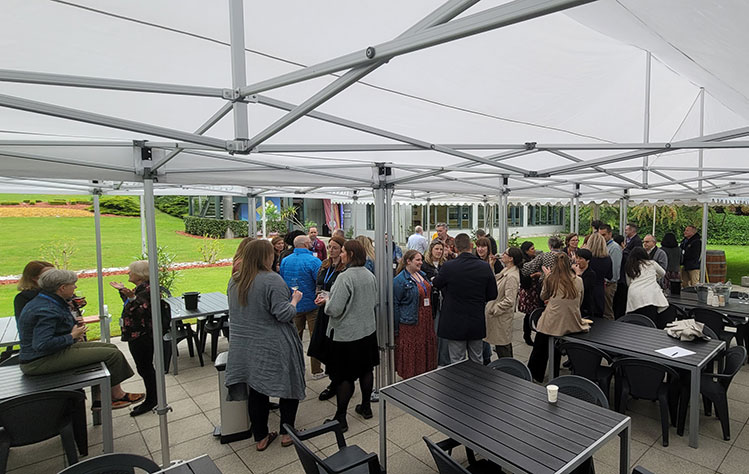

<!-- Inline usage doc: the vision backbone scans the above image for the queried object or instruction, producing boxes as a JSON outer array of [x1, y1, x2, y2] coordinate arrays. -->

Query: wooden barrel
[[706, 250, 727, 283]]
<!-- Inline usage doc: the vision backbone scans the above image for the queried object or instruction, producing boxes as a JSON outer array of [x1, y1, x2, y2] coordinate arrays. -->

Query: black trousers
[[613, 282, 628, 319], [128, 334, 157, 405], [527, 333, 562, 383], [248, 388, 299, 442]]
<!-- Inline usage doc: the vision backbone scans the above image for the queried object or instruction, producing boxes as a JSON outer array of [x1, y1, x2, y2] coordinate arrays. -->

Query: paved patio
[[6, 312, 749, 474]]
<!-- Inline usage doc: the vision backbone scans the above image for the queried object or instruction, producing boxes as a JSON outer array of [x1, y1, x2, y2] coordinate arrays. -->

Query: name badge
[[424, 298, 430, 307], [312, 252, 317, 258]]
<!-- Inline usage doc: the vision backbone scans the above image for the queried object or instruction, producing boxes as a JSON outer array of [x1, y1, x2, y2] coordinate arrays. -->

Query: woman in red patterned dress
[[393, 250, 437, 379]]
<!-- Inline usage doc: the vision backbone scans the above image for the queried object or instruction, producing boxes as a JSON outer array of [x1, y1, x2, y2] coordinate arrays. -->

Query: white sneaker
[[311, 372, 326, 380]]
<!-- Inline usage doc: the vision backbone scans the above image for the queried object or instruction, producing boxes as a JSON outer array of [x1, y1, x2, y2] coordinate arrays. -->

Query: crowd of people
[[11, 220, 704, 451]]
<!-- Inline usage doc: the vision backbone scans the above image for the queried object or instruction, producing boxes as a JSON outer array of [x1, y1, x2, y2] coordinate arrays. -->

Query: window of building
[[527, 204, 564, 226], [366, 204, 375, 230], [491, 204, 524, 227]]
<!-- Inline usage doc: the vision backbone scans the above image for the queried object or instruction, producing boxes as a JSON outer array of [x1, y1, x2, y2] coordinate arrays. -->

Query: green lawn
[[517, 236, 748, 283], [1, 265, 233, 340], [0, 210, 242, 276]]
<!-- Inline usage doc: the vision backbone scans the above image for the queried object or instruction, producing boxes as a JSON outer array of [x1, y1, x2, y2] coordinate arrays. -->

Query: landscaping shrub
[[155, 196, 189, 217], [0, 201, 19, 205], [197, 235, 223, 263], [48, 199, 68, 205], [90, 196, 140, 216], [40, 240, 78, 269], [71, 199, 91, 205], [184, 216, 248, 238]]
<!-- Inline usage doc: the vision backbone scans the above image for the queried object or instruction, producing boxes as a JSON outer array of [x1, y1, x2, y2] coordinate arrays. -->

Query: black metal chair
[[549, 375, 609, 408], [612, 358, 680, 447], [632, 467, 655, 474], [671, 304, 690, 321], [0, 355, 19, 367], [688, 307, 736, 347], [682, 286, 697, 293], [162, 301, 203, 372], [0, 390, 85, 473], [529, 307, 544, 332], [57, 453, 160, 474], [547, 376, 606, 474], [199, 313, 229, 362], [619, 313, 656, 328], [424, 437, 502, 474], [558, 342, 614, 400], [487, 358, 532, 382], [283, 421, 383, 474], [677, 345, 747, 441]]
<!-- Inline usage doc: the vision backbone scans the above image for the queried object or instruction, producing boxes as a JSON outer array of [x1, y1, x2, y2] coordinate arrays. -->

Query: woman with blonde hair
[[421, 240, 449, 365], [581, 232, 612, 318], [226, 239, 305, 450], [355, 235, 376, 273], [14, 260, 54, 319], [231, 236, 255, 275], [527, 253, 588, 381]]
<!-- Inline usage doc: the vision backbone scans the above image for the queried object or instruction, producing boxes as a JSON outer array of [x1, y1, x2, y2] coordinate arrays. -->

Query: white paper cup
[[547, 384, 559, 404]]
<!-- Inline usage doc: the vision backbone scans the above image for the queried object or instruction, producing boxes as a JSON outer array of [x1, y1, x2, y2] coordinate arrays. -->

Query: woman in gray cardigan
[[226, 239, 305, 451], [315, 239, 379, 432]]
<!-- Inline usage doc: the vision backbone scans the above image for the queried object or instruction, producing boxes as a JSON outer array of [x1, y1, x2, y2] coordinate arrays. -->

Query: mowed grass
[[0, 265, 233, 340], [0, 209, 242, 275], [518, 236, 749, 283]]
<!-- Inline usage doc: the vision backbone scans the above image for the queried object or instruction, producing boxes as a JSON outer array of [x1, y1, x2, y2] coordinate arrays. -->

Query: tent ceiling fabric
[[0, 0, 747, 202]]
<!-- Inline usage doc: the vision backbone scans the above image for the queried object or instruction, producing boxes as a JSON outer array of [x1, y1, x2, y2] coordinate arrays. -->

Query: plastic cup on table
[[547, 384, 559, 404]]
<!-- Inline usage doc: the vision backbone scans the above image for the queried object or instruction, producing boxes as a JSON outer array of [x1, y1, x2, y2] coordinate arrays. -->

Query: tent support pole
[[643, 51, 651, 187], [92, 189, 109, 343], [574, 184, 581, 234], [261, 196, 267, 237], [229, 0, 249, 141], [425, 197, 431, 238], [498, 177, 509, 252], [385, 187, 396, 385], [652, 204, 657, 236], [140, 196, 147, 256], [698, 88, 705, 193], [247, 192, 257, 237], [143, 176, 171, 467], [373, 184, 385, 401], [700, 203, 708, 283], [352, 191, 359, 235]]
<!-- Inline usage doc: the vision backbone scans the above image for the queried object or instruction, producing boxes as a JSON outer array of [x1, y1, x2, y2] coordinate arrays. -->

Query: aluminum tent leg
[[373, 185, 386, 401], [261, 196, 267, 238], [385, 187, 396, 385], [700, 203, 708, 283], [92, 190, 109, 342], [247, 193, 257, 238], [498, 178, 509, 252], [143, 177, 171, 467], [140, 195, 147, 256]]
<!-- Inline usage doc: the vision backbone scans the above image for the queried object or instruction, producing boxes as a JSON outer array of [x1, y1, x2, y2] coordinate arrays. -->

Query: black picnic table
[[668, 292, 749, 325], [380, 361, 631, 474], [559, 317, 725, 448], [0, 316, 19, 360]]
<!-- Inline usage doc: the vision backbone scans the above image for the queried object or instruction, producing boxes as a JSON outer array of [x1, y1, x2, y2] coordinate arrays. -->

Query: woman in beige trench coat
[[485, 247, 524, 359]]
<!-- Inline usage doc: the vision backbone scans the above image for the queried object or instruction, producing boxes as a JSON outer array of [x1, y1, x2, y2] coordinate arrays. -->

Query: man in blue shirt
[[280, 235, 323, 378], [599, 224, 622, 319]]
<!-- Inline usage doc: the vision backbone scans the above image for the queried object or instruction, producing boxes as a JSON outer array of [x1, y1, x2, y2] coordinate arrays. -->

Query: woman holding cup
[[309, 236, 346, 401]]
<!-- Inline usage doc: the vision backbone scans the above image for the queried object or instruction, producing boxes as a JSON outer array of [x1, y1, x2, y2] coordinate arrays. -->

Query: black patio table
[[164, 292, 228, 375], [380, 360, 630, 474], [0, 361, 113, 452], [0, 316, 19, 360], [668, 292, 749, 326], [555, 317, 725, 448]]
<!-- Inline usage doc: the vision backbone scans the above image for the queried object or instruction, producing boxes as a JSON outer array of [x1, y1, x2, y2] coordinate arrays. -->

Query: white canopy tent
[[1, 0, 748, 465]]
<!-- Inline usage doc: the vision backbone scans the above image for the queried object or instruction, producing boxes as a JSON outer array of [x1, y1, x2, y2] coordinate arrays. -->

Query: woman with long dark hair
[[475, 237, 501, 274], [565, 233, 580, 261], [625, 247, 669, 325], [527, 253, 588, 382], [14, 260, 54, 319], [485, 247, 523, 359], [226, 239, 305, 451]]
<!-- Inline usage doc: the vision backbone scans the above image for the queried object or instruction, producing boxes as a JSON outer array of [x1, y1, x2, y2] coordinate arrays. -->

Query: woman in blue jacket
[[393, 250, 437, 379]]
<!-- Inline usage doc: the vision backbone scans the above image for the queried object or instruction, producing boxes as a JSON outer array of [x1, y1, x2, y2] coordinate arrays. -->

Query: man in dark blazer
[[433, 233, 498, 364], [613, 222, 643, 317]]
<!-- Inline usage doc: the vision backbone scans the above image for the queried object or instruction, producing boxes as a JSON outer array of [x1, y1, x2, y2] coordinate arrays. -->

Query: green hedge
[[184, 216, 248, 238], [70, 199, 91, 205], [155, 196, 188, 218], [88, 196, 140, 216], [0, 201, 19, 205], [706, 213, 749, 245], [48, 199, 68, 205]]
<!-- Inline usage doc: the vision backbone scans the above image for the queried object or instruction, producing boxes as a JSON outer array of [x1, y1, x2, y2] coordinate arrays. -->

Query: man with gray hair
[[432, 222, 456, 259], [280, 234, 323, 378], [406, 225, 428, 254]]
